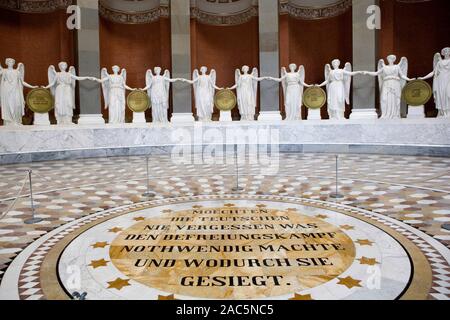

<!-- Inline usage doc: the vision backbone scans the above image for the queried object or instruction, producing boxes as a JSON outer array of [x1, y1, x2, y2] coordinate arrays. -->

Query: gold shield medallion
[[303, 86, 327, 109], [26, 88, 54, 113], [214, 89, 237, 111], [127, 90, 150, 113], [402, 80, 432, 106]]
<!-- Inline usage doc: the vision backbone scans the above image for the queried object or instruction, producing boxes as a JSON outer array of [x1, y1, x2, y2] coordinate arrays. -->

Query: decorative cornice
[[98, 2, 169, 25], [191, 6, 258, 26], [280, 0, 352, 20], [0, 0, 72, 13]]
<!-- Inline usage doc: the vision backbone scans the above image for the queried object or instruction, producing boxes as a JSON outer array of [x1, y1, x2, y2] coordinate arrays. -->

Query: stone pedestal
[[133, 112, 147, 124], [307, 109, 322, 120], [220, 111, 233, 122], [258, 111, 283, 121], [171, 113, 195, 123], [34, 113, 51, 125], [350, 109, 379, 120], [407, 105, 425, 119], [78, 114, 105, 125]]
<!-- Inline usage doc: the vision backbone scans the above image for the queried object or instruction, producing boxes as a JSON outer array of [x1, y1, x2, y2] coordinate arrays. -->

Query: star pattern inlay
[[337, 276, 362, 289], [355, 239, 374, 246], [89, 258, 109, 269], [357, 257, 379, 265], [107, 278, 130, 290], [289, 293, 313, 300], [91, 241, 109, 249]]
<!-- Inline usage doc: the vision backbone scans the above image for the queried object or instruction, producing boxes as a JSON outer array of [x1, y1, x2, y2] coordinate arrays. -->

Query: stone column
[[257, 0, 282, 121], [76, 0, 104, 124], [350, 0, 379, 119], [170, 0, 194, 122]]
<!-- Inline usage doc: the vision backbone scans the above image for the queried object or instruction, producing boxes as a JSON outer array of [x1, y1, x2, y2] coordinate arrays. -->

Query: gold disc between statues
[[402, 80, 432, 107], [303, 86, 327, 109], [214, 89, 237, 111], [127, 90, 150, 113], [26, 88, 54, 113]]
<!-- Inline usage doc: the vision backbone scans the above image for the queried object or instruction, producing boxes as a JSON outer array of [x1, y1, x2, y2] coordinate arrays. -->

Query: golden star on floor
[[256, 204, 267, 208], [108, 227, 122, 233], [192, 205, 203, 209], [340, 224, 355, 230], [158, 294, 177, 300], [355, 239, 374, 246], [91, 241, 109, 249], [315, 214, 328, 219], [133, 217, 145, 221], [89, 258, 109, 269], [357, 257, 379, 265], [107, 278, 130, 290], [289, 293, 313, 300], [337, 276, 362, 289], [224, 203, 235, 207]]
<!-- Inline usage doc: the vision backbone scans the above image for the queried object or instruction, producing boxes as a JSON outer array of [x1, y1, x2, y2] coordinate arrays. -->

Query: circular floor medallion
[[51, 197, 417, 300]]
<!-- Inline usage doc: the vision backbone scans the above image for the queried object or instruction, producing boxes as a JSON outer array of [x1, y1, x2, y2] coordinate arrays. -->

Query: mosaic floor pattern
[[0, 153, 449, 300]]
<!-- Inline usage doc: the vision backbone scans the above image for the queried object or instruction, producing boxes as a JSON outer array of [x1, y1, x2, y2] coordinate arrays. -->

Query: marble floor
[[0, 153, 449, 300]]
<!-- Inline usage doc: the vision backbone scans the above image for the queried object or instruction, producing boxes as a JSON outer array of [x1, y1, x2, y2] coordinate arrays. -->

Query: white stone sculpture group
[[1, 48, 450, 126]]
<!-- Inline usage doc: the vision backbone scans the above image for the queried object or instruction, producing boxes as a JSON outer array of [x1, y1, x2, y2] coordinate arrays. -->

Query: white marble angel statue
[[141, 67, 182, 123], [362, 55, 414, 119], [0, 58, 38, 126], [46, 62, 91, 125], [264, 63, 311, 120], [179, 66, 222, 121], [92, 65, 135, 124], [229, 66, 264, 121], [419, 47, 450, 118], [317, 59, 361, 120]]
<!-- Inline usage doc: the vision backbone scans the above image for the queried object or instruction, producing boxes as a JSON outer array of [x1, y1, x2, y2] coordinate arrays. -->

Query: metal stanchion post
[[330, 155, 344, 199], [24, 170, 43, 224], [142, 156, 156, 198], [232, 144, 244, 192]]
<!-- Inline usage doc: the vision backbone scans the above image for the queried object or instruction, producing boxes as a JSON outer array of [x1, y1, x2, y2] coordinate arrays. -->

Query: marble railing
[[0, 119, 449, 164]]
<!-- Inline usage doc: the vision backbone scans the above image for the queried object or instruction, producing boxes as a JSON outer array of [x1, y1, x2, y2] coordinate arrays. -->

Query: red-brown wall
[[379, 0, 450, 117], [280, 11, 353, 119], [99, 17, 171, 122], [191, 18, 259, 120], [0, 8, 75, 125]]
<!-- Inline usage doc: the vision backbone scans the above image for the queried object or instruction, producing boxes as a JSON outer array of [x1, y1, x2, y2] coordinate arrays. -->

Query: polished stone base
[[1, 118, 449, 164]]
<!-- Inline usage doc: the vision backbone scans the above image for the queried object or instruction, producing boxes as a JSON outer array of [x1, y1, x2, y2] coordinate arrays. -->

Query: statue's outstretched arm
[[264, 76, 283, 83], [361, 70, 381, 77], [399, 69, 415, 82], [44, 77, 58, 89], [317, 80, 328, 87], [124, 83, 137, 91], [72, 74, 91, 81], [343, 70, 363, 76], [419, 71, 434, 80], [91, 76, 108, 83], [22, 80, 38, 89], [228, 83, 238, 90]]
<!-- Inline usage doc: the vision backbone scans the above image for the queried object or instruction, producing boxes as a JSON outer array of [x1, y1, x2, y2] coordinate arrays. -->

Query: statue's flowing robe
[[107, 75, 126, 124], [284, 73, 303, 121], [54, 72, 75, 122], [150, 76, 169, 123], [195, 75, 214, 121], [434, 59, 450, 118], [237, 75, 256, 120], [380, 66, 403, 119], [327, 70, 347, 120], [0, 69, 25, 124]]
